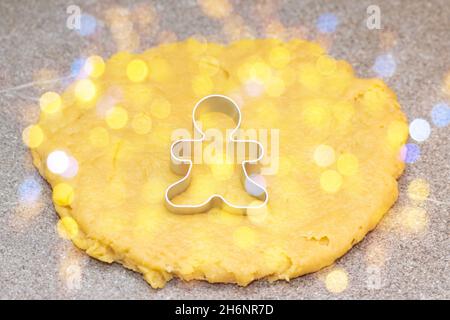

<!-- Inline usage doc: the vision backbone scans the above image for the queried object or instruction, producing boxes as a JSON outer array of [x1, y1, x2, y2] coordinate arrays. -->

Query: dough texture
[[29, 39, 407, 288]]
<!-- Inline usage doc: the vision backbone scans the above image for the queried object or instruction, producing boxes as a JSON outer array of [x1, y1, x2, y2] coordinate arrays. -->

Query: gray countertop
[[0, 0, 449, 299]]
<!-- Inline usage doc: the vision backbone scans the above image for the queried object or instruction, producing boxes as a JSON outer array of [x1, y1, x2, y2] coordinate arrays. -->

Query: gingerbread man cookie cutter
[[164, 94, 269, 215]]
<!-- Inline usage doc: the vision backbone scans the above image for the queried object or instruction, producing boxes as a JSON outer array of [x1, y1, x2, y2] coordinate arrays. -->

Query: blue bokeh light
[[372, 54, 397, 78], [403, 143, 420, 164], [245, 174, 266, 197], [70, 58, 86, 78], [18, 176, 42, 203], [76, 14, 97, 37], [316, 13, 339, 33], [431, 102, 450, 127]]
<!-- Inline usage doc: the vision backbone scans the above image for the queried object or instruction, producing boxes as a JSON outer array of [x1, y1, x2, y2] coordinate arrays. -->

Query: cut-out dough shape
[[165, 94, 269, 215]]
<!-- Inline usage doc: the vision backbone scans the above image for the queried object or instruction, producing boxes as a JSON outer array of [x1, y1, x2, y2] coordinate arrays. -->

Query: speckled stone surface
[[0, 0, 449, 299]]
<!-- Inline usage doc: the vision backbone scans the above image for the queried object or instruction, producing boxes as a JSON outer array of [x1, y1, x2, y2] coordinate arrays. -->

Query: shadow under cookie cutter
[[164, 94, 269, 215]]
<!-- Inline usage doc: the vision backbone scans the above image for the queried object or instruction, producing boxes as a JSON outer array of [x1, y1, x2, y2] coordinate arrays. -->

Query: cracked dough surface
[[30, 39, 407, 288]]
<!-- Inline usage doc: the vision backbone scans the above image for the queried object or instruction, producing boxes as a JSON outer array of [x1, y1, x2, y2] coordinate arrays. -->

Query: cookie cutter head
[[164, 94, 269, 215]]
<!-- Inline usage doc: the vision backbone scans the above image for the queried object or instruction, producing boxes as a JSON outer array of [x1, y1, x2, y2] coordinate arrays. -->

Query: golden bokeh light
[[52, 183, 74, 206], [40, 91, 62, 114], [249, 61, 272, 82], [325, 268, 349, 293], [106, 105, 129, 129], [74, 79, 96, 102], [22, 124, 44, 148], [337, 153, 359, 176], [266, 76, 285, 97], [302, 102, 331, 127], [400, 206, 428, 233], [83, 55, 105, 78], [268, 46, 291, 69], [126, 59, 149, 82], [407, 179, 430, 202], [320, 169, 343, 193]]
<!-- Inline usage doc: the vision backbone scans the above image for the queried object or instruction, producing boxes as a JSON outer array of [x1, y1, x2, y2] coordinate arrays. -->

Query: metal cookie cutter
[[164, 94, 269, 215]]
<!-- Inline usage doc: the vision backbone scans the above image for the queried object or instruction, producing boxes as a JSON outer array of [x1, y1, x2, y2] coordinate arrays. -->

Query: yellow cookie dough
[[28, 39, 407, 288]]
